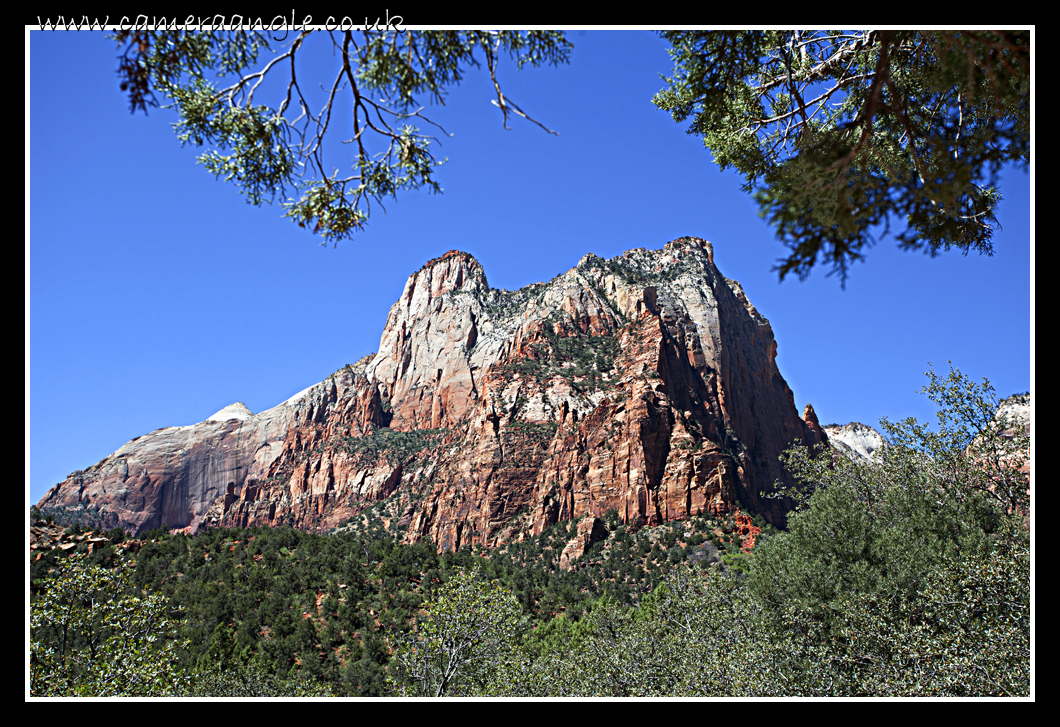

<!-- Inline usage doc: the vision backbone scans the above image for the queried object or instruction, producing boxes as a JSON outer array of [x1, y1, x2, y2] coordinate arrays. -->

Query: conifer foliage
[[112, 29, 572, 243], [654, 31, 1029, 283]]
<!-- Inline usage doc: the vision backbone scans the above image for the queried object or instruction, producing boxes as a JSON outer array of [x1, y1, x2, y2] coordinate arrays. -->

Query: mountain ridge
[[38, 237, 830, 545]]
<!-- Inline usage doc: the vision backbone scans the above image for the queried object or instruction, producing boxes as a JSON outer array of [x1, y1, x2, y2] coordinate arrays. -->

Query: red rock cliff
[[38, 238, 826, 543]]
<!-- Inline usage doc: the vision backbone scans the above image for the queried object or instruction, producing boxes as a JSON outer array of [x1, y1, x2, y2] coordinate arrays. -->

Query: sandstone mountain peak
[[38, 237, 829, 545], [207, 402, 254, 422], [823, 421, 888, 461], [822, 390, 1032, 465]]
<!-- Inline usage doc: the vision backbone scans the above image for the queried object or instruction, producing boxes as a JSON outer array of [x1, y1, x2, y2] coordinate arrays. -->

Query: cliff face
[[38, 238, 827, 545]]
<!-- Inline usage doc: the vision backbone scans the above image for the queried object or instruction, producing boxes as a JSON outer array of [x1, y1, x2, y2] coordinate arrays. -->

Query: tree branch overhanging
[[113, 29, 572, 244]]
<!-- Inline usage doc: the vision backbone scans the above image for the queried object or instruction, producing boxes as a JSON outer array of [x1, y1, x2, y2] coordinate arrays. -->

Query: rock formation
[[995, 393, 1030, 442], [30, 522, 112, 559], [823, 422, 887, 461], [559, 517, 611, 571], [823, 392, 1031, 467], [37, 237, 829, 547]]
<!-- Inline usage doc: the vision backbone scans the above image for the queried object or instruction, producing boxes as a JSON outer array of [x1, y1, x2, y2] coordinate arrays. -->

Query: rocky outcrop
[[824, 393, 1031, 467], [35, 356, 387, 534], [559, 517, 610, 571], [995, 393, 1030, 442], [30, 522, 112, 558], [823, 422, 887, 461], [38, 237, 828, 544]]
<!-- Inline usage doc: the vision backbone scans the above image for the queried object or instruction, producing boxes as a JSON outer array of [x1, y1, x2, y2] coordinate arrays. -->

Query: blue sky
[[28, 29, 1032, 505]]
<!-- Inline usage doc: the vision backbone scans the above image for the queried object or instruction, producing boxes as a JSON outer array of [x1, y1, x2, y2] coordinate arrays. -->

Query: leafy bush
[[747, 363, 1030, 696], [31, 551, 190, 696], [390, 568, 525, 697]]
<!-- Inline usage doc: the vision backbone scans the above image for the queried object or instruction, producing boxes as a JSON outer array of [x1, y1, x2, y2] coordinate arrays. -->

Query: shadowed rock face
[[38, 238, 827, 544]]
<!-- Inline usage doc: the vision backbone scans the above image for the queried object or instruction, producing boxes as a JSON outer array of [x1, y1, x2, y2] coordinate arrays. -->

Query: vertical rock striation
[[38, 237, 827, 543]]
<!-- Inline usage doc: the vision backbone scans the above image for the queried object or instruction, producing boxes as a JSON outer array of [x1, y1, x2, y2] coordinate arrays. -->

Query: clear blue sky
[[28, 29, 1033, 505]]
